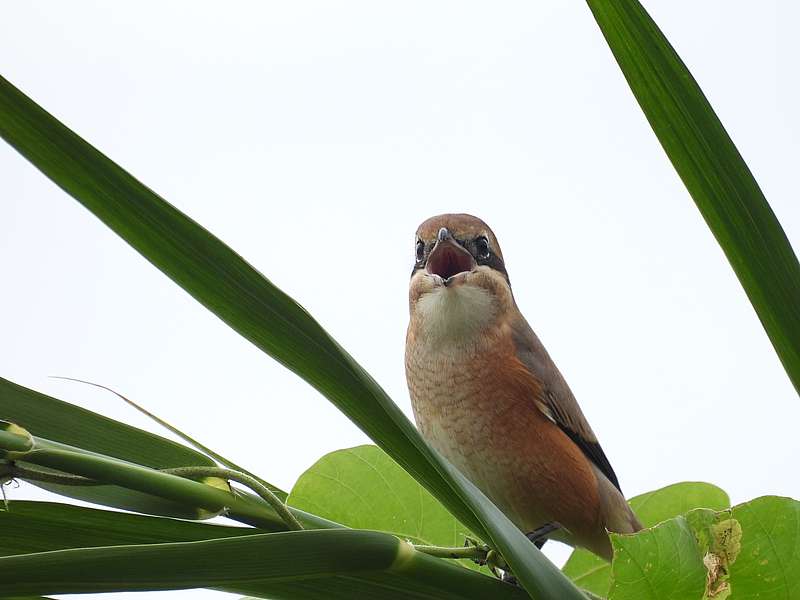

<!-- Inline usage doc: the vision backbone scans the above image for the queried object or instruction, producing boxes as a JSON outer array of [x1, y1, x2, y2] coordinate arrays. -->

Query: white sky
[[1, 2, 798, 599]]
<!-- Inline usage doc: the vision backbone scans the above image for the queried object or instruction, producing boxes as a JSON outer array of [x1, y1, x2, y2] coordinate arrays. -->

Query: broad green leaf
[[289, 445, 474, 546], [563, 482, 729, 596], [608, 516, 705, 600], [729, 496, 800, 599], [561, 551, 614, 599], [289, 445, 491, 574], [586, 0, 800, 393], [627, 482, 730, 527], [0, 75, 585, 599], [0, 527, 527, 600], [579, 495, 800, 600]]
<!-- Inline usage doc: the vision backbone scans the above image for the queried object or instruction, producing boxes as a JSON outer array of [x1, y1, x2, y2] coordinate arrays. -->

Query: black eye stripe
[[409, 234, 510, 286]]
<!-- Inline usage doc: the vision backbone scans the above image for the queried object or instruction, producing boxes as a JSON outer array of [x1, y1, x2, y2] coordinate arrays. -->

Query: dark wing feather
[[544, 391, 622, 492], [512, 318, 623, 493]]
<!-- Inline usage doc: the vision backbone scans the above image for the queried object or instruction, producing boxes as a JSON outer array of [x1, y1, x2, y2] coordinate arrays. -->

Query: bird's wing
[[512, 319, 622, 493]]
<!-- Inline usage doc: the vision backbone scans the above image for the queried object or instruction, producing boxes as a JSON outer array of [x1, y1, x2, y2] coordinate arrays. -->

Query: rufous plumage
[[405, 213, 640, 560]]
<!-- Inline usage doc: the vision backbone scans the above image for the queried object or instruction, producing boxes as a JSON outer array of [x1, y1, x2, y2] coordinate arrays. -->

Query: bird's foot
[[462, 536, 491, 566], [525, 521, 562, 549], [500, 571, 518, 585]]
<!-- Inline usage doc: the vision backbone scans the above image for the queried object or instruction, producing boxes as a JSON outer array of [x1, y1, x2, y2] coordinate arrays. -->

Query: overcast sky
[[2, 2, 798, 599]]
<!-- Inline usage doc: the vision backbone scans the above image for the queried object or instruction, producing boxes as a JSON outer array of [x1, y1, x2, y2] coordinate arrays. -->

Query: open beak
[[425, 227, 476, 283]]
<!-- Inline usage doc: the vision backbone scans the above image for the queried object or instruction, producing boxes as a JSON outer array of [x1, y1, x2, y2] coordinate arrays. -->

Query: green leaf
[[0, 75, 585, 598], [289, 445, 475, 546], [51, 376, 284, 500], [0, 525, 527, 600], [586, 0, 800, 393], [608, 516, 705, 600], [0, 377, 212, 469], [1, 377, 289, 518], [729, 496, 800, 599], [9, 438, 333, 532], [0, 500, 265, 557], [627, 482, 730, 528], [580, 495, 800, 600], [0, 377, 232, 518], [289, 445, 491, 574], [4, 501, 486, 599], [563, 482, 729, 596]]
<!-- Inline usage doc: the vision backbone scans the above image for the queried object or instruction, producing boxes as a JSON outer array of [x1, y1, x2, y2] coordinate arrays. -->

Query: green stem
[[1, 463, 94, 486], [7, 461, 502, 565], [15, 438, 337, 531], [4, 463, 302, 531], [49, 376, 286, 499], [412, 544, 488, 561], [164, 466, 302, 531], [0, 428, 33, 453]]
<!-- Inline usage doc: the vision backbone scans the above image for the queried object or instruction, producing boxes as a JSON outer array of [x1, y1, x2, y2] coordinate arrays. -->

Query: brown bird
[[405, 213, 641, 560]]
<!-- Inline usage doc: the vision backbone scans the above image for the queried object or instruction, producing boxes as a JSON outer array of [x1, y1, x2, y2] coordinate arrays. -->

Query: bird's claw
[[525, 521, 562, 549], [463, 536, 491, 566]]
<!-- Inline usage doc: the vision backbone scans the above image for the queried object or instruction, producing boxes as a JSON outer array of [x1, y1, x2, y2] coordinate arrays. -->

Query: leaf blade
[[0, 377, 235, 518], [608, 516, 705, 600], [0, 524, 527, 600], [0, 75, 585, 598], [0, 377, 212, 470], [562, 482, 729, 596], [586, 0, 800, 392], [289, 445, 475, 547], [0, 500, 264, 557], [729, 496, 800, 599]]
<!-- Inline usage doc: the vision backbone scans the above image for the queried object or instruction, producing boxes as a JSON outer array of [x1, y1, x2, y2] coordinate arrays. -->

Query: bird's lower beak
[[426, 228, 477, 283]]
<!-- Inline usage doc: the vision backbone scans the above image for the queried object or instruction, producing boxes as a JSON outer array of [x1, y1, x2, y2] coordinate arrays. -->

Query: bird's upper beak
[[425, 227, 477, 282]]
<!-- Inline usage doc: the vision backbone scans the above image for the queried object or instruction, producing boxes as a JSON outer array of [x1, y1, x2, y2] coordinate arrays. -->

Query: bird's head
[[409, 214, 515, 340]]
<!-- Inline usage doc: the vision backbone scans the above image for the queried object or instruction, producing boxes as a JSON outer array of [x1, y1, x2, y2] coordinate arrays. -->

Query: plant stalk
[[0, 428, 33, 453], [12, 436, 336, 531], [164, 466, 302, 531]]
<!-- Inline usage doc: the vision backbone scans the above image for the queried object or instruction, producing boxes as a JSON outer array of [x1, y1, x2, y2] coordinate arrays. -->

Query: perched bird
[[405, 214, 641, 560]]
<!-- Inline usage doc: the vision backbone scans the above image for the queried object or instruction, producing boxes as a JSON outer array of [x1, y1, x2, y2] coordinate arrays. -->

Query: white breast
[[414, 284, 496, 349]]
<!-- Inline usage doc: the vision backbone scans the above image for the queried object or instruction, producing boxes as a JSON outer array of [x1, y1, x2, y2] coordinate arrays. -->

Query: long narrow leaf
[[0, 501, 263, 557], [0, 75, 585, 598], [0, 377, 212, 469], [586, 0, 800, 393], [2, 501, 525, 600], [0, 377, 223, 518], [1, 377, 289, 514], [50, 375, 284, 499], [0, 528, 526, 600]]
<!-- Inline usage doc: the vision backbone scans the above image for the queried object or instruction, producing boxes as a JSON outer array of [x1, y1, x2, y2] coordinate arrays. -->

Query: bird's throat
[[412, 284, 496, 349]]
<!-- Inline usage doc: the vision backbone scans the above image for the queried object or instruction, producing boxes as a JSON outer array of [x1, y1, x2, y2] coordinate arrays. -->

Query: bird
[[405, 213, 641, 561]]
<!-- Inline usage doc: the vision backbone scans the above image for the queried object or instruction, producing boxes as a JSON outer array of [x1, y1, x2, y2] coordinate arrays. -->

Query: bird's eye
[[475, 236, 490, 260], [415, 239, 425, 262]]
